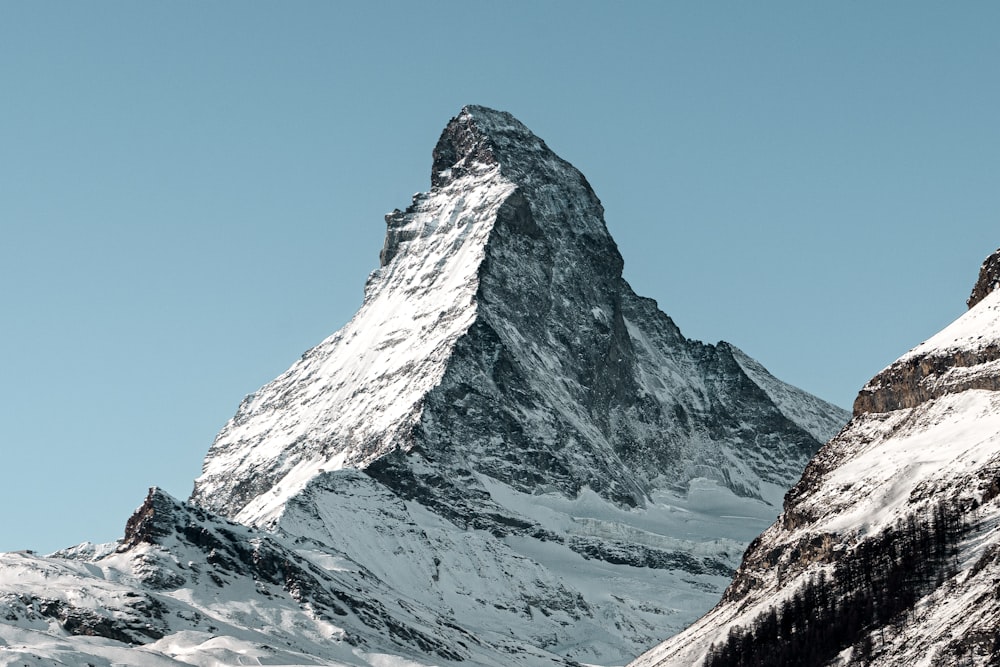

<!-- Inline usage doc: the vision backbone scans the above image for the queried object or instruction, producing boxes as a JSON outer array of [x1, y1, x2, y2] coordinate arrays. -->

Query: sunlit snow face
[[194, 164, 517, 524]]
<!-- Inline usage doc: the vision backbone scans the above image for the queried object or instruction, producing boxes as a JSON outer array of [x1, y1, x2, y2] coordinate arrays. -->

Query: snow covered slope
[[0, 487, 579, 667], [192, 104, 844, 529], [0, 106, 848, 666], [632, 247, 1000, 667], [187, 106, 847, 662]]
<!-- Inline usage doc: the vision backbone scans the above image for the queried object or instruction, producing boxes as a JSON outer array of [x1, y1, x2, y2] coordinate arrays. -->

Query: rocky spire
[[430, 106, 503, 187], [968, 247, 1000, 309], [431, 105, 572, 186]]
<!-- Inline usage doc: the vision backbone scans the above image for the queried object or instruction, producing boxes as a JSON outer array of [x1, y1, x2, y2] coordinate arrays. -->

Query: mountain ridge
[[192, 105, 845, 531], [0, 105, 848, 667], [631, 247, 1000, 667]]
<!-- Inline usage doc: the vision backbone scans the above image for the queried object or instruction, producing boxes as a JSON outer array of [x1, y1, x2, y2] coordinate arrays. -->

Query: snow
[[0, 625, 189, 666], [0, 623, 359, 667], [898, 288, 1000, 362], [0, 106, 854, 667], [251, 465, 796, 666], [630, 282, 1000, 667], [480, 475, 773, 554], [816, 390, 1000, 536], [148, 633, 334, 666], [728, 344, 849, 442], [274, 471, 693, 665], [361, 654, 434, 667], [193, 165, 517, 524]]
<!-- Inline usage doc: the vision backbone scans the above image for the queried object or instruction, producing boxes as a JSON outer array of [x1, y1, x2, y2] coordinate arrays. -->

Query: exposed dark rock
[[120, 487, 180, 550], [968, 247, 1000, 309], [431, 106, 502, 188], [25, 595, 168, 645], [853, 344, 1000, 416], [567, 537, 734, 576]]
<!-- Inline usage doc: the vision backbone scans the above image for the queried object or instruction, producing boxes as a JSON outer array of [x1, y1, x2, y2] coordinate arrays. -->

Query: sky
[[2, 2, 999, 554]]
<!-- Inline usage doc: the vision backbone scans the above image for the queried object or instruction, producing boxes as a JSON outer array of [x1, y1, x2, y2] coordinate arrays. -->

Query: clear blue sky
[[3, 2, 998, 553]]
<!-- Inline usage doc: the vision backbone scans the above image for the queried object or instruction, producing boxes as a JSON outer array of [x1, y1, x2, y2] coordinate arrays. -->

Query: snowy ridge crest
[[192, 163, 516, 523]]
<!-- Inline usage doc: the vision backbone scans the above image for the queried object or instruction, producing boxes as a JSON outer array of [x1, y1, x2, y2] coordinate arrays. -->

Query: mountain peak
[[0, 107, 851, 667], [430, 105, 580, 191], [968, 247, 1000, 309], [430, 106, 500, 187], [192, 106, 846, 534]]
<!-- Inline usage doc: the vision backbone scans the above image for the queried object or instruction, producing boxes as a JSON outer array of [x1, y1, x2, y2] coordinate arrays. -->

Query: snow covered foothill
[[272, 468, 783, 663], [631, 248, 1000, 667], [0, 488, 575, 667]]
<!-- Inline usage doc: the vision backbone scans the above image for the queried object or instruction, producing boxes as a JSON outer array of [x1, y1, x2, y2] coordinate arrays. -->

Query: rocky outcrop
[[853, 248, 1000, 417], [968, 247, 1000, 309], [852, 343, 1000, 415]]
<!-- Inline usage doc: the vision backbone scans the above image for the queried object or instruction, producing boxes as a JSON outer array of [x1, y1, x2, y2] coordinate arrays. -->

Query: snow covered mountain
[[0, 106, 847, 667], [631, 247, 1000, 667], [189, 105, 844, 529]]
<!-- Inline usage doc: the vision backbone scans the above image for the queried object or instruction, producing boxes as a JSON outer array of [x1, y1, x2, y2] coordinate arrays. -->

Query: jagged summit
[[191, 105, 844, 529], [430, 106, 511, 187], [430, 105, 598, 194], [968, 246, 1000, 309]]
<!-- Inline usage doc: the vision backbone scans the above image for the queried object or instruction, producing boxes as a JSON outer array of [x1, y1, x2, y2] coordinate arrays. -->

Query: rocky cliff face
[[0, 106, 847, 667], [969, 247, 1000, 309], [191, 105, 844, 530], [632, 247, 1000, 667]]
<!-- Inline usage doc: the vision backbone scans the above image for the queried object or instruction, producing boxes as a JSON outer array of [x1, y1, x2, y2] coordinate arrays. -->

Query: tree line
[[703, 500, 968, 667]]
